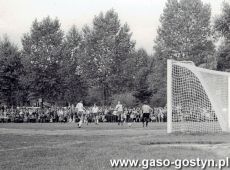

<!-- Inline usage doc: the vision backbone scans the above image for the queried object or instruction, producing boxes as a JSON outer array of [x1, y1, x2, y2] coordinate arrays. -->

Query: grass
[[0, 122, 230, 170]]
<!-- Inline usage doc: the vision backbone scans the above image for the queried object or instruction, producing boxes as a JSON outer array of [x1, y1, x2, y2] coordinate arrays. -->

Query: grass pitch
[[0, 123, 230, 170]]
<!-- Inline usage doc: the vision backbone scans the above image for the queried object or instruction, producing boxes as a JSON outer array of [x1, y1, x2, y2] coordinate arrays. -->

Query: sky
[[0, 0, 227, 54]]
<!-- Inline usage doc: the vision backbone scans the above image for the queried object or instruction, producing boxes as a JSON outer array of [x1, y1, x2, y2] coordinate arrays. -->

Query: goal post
[[167, 59, 230, 133], [167, 60, 172, 133], [228, 76, 230, 130]]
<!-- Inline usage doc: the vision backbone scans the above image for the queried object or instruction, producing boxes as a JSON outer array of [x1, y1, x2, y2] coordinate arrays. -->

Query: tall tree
[[60, 26, 88, 104], [111, 23, 135, 93], [21, 17, 64, 105], [150, 0, 215, 106], [0, 36, 23, 106], [155, 0, 214, 64], [131, 48, 149, 88], [133, 66, 152, 103], [214, 2, 230, 71], [82, 9, 135, 105]]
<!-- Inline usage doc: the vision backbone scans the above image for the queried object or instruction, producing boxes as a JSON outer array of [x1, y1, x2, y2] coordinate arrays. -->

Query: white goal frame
[[167, 59, 230, 133]]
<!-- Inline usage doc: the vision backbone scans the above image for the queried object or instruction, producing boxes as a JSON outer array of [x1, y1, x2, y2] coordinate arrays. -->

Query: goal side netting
[[167, 59, 230, 133]]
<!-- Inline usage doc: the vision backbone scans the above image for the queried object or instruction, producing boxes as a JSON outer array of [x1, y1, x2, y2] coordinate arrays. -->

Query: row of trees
[[0, 9, 151, 107], [1, 0, 230, 107]]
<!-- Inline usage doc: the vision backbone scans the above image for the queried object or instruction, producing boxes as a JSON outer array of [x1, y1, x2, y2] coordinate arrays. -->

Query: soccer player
[[141, 101, 153, 127], [76, 100, 85, 128], [92, 103, 99, 125], [115, 101, 123, 125]]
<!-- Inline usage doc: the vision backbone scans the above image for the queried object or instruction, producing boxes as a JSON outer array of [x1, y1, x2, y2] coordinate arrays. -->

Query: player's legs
[[128, 117, 132, 127], [120, 114, 123, 126], [78, 111, 83, 128], [118, 113, 121, 125], [142, 114, 145, 127], [146, 113, 150, 127], [96, 115, 99, 125]]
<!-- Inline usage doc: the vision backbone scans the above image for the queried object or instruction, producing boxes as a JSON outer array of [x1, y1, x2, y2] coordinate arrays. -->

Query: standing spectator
[[123, 108, 128, 123], [130, 109, 135, 125], [136, 108, 141, 122], [92, 103, 99, 125], [70, 104, 75, 123], [58, 108, 64, 122], [127, 108, 133, 127]]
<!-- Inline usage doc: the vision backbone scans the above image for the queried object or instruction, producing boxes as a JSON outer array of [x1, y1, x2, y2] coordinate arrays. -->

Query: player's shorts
[[78, 111, 84, 116], [142, 113, 150, 121]]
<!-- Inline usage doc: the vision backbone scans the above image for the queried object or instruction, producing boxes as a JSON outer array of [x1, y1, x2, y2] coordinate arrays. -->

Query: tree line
[[0, 0, 230, 107]]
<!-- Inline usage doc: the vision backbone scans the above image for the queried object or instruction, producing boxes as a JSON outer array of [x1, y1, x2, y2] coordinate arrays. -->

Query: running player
[[76, 100, 85, 128]]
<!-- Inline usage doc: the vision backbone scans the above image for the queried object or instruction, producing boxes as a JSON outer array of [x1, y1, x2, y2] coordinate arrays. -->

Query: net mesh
[[170, 60, 230, 133]]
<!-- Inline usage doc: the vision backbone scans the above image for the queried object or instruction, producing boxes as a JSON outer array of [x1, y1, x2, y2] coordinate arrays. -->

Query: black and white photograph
[[1, 0, 230, 169]]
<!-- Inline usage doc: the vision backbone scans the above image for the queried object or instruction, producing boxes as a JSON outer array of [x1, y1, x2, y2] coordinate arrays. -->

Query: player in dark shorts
[[141, 101, 153, 127]]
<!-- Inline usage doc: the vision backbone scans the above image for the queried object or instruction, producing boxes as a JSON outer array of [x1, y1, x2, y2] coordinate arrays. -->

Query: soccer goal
[[167, 59, 230, 133]]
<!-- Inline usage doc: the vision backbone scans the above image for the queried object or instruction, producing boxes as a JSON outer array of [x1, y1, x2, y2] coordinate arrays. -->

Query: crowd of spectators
[[0, 105, 167, 123]]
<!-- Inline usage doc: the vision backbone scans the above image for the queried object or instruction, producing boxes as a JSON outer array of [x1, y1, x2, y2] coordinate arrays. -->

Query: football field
[[0, 123, 230, 170]]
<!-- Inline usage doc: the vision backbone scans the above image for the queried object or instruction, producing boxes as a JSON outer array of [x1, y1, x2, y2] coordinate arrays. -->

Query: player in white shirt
[[141, 101, 153, 127], [115, 101, 123, 125], [76, 101, 85, 128]]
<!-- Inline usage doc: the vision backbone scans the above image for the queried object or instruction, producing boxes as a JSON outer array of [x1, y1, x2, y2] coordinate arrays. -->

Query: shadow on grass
[[140, 141, 224, 145]]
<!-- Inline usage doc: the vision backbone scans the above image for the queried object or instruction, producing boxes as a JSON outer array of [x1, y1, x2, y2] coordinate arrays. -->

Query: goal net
[[167, 59, 230, 133]]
